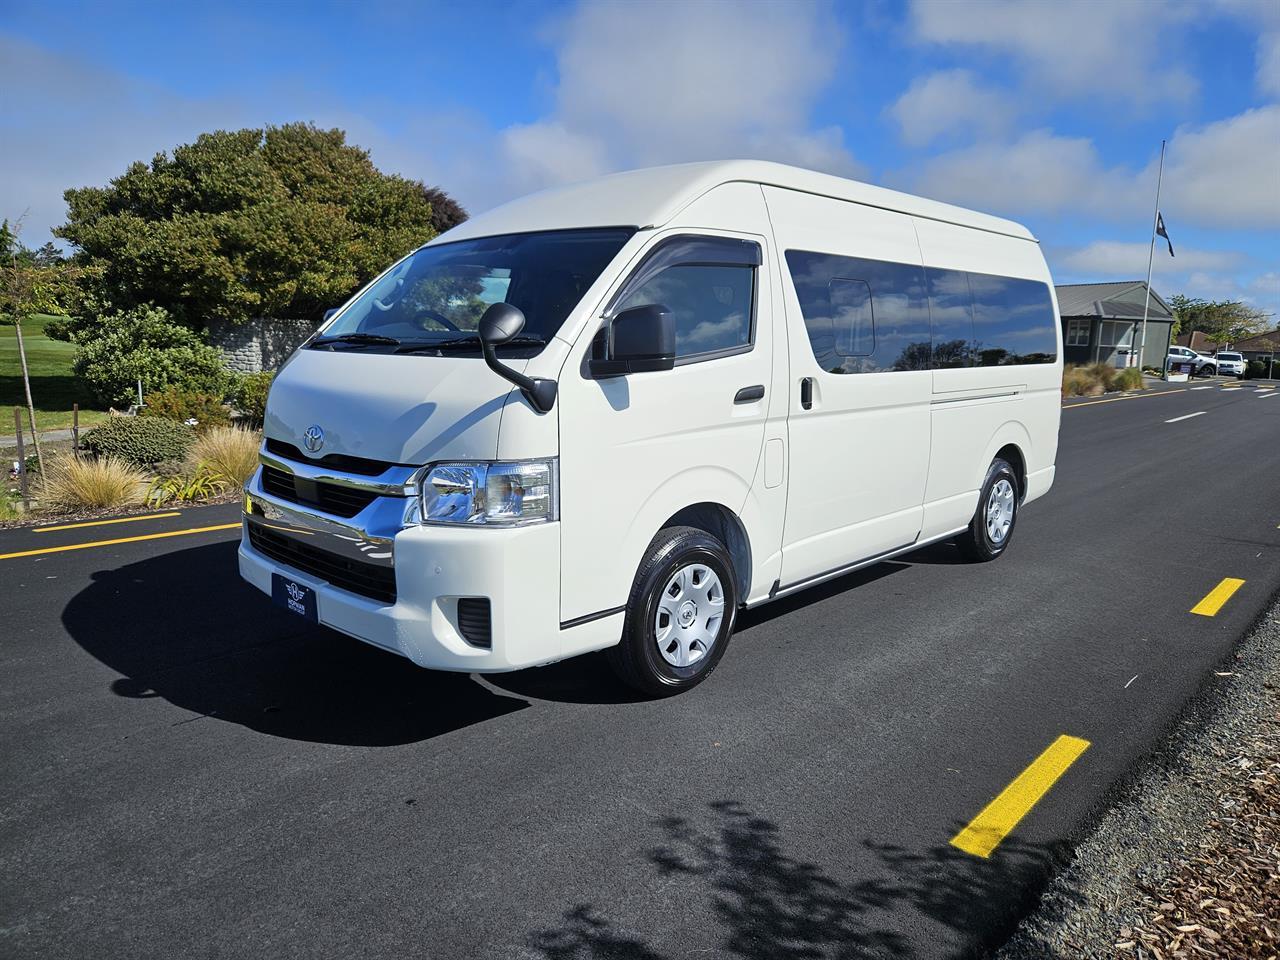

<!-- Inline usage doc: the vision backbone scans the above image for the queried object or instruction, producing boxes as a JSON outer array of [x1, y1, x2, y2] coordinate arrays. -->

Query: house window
[[1099, 320, 1133, 347], [1065, 318, 1090, 347]]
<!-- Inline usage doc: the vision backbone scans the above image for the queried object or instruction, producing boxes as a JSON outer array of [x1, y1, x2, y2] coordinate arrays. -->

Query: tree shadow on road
[[528, 800, 1072, 959], [60, 539, 527, 746]]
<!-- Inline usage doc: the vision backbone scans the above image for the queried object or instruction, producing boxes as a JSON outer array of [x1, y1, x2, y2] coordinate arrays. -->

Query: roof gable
[[1054, 281, 1172, 320]]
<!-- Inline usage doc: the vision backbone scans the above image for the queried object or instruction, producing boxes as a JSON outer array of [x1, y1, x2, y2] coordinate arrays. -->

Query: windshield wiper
[[311, 332, 402, 348], [395, 334, 546, 353]]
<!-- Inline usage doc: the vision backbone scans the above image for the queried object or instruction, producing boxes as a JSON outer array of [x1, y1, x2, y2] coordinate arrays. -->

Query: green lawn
[[0, 314, 108, 434]]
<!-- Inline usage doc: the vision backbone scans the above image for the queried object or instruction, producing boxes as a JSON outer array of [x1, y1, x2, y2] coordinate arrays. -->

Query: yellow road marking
[[0, 523, 241, 561], [1190, 577, 1246, 617], [950, 734, 1091, 859], [1063, 389, 1186, 409], [34, 512, 180, 533]]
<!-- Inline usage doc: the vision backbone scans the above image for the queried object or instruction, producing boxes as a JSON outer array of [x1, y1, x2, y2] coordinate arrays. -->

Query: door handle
[[734, 384, 765, 404], [800, 377, 814, 410]]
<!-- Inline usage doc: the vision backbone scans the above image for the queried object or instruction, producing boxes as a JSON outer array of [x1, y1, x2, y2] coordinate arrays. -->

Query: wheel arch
[[662, 502, 752, 605]]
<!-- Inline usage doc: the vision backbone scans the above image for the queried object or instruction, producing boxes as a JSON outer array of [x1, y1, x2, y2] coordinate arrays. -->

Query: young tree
[[57, 123, 466, 329], [0, 219, 79, 468]]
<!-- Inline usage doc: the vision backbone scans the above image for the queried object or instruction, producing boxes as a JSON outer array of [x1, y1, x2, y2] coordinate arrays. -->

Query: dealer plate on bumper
[[272, 573, 318, 622]]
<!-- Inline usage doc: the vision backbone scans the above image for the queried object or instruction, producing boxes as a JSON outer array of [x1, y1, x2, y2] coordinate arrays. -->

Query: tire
[[607, 525, 738, 697], [956, 458, 1019, 563]]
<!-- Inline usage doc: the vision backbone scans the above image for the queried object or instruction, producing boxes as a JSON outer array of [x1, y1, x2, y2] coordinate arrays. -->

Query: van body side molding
[[759, 526, 970, 604], [559, 604, 627, 631]]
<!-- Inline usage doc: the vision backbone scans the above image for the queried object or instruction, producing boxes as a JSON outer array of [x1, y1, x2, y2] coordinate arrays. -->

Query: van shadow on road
[[526, 799, 1072, 960], [60, 540, 528, 747]]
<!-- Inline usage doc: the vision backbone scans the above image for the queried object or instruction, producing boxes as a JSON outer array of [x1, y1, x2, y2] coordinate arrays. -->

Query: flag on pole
[[1156, 212, 1174, 257]]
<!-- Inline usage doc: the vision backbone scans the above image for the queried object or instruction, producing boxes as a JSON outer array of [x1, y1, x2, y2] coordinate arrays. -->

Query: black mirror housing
[[479, 302, 526, 345], [477, 302, 556, 414], [589, 304, 676, 378]]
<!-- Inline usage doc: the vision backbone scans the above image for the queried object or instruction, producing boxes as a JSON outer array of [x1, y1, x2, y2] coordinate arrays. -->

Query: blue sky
[[2, 0, 1277, 317]]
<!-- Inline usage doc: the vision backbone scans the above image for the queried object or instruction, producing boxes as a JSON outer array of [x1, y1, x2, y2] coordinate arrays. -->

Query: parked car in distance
[[1213, 351, 1246, 378], [1167, 345, 1215, 376]]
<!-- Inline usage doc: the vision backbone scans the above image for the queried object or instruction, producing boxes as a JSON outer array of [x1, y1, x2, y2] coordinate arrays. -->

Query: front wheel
[[607, 526, 738, 697], [957, 458, 1019, 562]]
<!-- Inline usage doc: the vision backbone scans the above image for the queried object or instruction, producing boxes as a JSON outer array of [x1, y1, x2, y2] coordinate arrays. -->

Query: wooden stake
[[14, 407, 29, 509], [72, 402, 79, 453]]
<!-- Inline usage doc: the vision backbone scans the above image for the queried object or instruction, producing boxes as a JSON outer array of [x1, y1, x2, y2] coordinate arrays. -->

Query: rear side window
[[785, 251, 931, 374], [925, 268, 976, 368], [612, 236, 759, 361], [967, 273, 1058, 365]]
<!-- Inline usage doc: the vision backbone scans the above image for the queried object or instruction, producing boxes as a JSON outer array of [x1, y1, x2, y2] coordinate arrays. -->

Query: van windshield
[[313, 228, 635, 355], [1218, 353, 1242, 361]]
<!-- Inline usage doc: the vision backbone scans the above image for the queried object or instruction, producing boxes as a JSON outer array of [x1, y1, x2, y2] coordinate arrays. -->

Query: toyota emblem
[[303, 425, 325, 453]]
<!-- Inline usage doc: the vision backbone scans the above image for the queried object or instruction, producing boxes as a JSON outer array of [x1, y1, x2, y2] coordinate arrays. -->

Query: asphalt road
[[3, 380, 1278, 960]]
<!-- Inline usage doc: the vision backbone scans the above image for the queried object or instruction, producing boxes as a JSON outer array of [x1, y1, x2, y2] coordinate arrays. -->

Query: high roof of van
[[431, 160, 1037, 246]]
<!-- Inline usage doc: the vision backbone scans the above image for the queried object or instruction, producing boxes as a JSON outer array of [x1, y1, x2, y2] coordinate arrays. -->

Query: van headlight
[[419, 460, 558, 526]]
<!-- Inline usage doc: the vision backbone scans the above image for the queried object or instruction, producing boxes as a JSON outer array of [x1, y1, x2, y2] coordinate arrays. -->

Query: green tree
[[57, 123, 466, 328], [1169, 294, 1270, 348]]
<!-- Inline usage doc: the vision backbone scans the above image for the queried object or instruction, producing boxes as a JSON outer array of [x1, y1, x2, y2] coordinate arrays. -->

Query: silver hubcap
[[654, 563, 724, 668], [986, 478, 1015, 544]]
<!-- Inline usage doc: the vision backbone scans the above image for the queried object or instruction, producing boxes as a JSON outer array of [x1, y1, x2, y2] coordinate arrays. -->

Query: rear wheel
[[607, 526, 737, 697], [957, 458, 1018, 562]]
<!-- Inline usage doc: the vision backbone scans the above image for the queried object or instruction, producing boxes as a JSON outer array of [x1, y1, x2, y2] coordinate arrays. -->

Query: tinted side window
[[615, 264, 754, 358], [967, 273, 1058, 364], [925, 268, 976, 368], [785, 251, 931, 374]]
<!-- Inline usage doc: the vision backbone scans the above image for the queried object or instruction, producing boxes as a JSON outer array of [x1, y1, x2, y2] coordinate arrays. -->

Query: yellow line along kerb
[[1190, 578, 1246, 617], [950, 734, 1091, 859], [33, 512, 181, 533], [0, 523, 241, 561]]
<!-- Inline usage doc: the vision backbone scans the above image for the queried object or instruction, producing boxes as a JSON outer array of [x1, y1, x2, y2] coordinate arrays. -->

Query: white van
[[239, 161, 1061, 695]]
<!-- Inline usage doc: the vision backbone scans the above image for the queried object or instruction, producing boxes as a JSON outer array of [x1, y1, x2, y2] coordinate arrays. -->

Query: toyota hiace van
[[240, 161, 1062, 695]]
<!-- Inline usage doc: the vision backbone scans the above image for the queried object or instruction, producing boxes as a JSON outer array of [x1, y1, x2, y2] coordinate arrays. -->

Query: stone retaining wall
[[206, 317, 316, 374]]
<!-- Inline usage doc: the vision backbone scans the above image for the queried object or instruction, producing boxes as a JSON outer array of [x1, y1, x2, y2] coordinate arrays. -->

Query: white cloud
[[1056, 241, 1248, 277], [1162, 106, 1280, 229], [896, 106, 1280, 231], [909, 0, 1197, 104], [888, 69, 1016, 146], [494, 0, 862, 191]]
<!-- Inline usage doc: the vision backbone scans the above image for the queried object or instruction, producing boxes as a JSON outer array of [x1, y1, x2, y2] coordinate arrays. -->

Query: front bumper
[[239, 473, 568, 672]]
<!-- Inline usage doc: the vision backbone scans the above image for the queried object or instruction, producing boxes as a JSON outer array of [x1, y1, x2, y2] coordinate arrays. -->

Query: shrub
[[147, 467, 228, 506], [1085, 362, 1119, 393], [82, 416, 196, 468], [141, 385, 232, 432], [187, 426, 260, 486], [1246, 359, 1269, 379], [1113, 367, 1145, 390], [1062, 365, 1104, 398], [233, 371, 274, 425], [71, 303, 231, 406], [40, 455, 147, 511]]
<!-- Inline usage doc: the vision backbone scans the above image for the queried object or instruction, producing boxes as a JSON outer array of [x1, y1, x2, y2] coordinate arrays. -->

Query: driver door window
[[611, 236, 759, 362]]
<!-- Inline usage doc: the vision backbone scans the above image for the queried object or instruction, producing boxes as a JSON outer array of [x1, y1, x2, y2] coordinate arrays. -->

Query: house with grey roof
[[1055, 281, 1175, 369]]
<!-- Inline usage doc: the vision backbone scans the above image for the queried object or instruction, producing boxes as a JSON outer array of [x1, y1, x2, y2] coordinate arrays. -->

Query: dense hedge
[[233, 371, 274, 425], [82, 416, 196, 468], [71, 304, 230, 407], [141, 386, 232, 432]]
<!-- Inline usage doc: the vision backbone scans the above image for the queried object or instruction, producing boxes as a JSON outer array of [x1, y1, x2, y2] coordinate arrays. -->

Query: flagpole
[[1140, 140, 1166, 377]]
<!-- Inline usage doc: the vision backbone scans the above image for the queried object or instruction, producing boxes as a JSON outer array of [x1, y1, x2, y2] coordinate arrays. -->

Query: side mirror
[[589, 304, 676, 378], [478, 301, 526, 344], [477, 302, 557, 414]]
